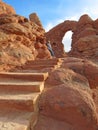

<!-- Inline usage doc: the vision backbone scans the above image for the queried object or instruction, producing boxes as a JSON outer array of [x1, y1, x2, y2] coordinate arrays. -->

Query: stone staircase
[[0, 58, 62, 130], [14, 58, 62, 72], [0, 72, 48, 130]]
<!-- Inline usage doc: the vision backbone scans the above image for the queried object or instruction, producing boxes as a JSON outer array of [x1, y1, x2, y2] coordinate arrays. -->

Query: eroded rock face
[[70, 14, 98, 59], [0, 1, 51, 71], [0, 1, 15, 15], [29, 13, 43, 27], [34, 85, 98, 130], [0, 1, 98, 130], [34, 58, 98, 130], [61, 57, 98, 89], [45, 20, 77, 57], [46, 14, 98, 60]]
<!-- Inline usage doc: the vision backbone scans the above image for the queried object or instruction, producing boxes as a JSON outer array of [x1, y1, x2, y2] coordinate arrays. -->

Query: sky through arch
[[62, 31, 73, 52]]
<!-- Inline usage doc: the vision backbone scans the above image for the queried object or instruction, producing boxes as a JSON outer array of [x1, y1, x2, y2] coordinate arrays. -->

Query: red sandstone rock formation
[[34, 59, 98, 130], [37, 85, 97, 130], [61, 57, 98, 89], [0, 1, 51, 71], [0, 1, 98, 130], [29, 13, 43, 27], [0, 0, 15, 15], [46, 14, 98, 60], [45, 20, 77, 57], [70, 14, 98, 60]]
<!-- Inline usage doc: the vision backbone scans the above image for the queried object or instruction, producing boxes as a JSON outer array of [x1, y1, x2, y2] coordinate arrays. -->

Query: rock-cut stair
[[0, 72, 48, 130], [14, 58, 63, 72]]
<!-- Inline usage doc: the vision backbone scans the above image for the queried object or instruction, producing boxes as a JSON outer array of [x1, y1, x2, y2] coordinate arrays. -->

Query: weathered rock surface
[[61, 57, 98, 89], [29, 13, 43, 27], [34, 85, 98, 130], [35, 62, 98, 130], [70, 14, 98, 60], [46, 14, 98, 60], [0, 1, 51, 71], [0, 0, 15, 15], [33, 58, 98, 130], [0, 1, 98, 130], [45, 20, 77, 57]]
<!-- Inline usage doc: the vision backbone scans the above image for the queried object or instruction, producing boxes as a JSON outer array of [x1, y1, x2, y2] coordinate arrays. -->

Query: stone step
[[26, 58, 62, 65], [0, 82, 44, 93], [0, 93, 39, 112], [26, 60, 62, 66], [0, 70, 49, 130], [12, 58, 63, 72], [0, 110, 34, 130], [0, 72, 48, 82], [21, 64, 59, 70]]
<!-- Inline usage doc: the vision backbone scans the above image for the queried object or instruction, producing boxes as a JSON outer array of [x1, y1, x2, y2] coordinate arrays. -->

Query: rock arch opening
[[62, 31, 73, 52]]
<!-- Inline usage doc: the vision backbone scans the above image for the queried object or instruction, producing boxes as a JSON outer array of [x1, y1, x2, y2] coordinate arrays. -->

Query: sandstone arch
[[46, 14, 98, 60], [45, 20, 77, 57]]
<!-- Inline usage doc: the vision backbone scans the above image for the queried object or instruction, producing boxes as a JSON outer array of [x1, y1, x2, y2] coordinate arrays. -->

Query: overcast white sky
[[3, 0, 98, 52]]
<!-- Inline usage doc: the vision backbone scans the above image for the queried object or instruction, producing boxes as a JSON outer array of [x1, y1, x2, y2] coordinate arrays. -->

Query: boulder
[[34, 84, 98, 130]]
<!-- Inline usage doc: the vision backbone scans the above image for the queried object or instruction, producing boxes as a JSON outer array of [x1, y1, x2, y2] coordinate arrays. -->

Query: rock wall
[[34, 58, 98, 130], [29, 13, 43, 27], [45, 20, 77, 57], [0, 0, 15, 15], [0, 1, 51, 71], [46, 14, 98, 60], [70, 14, 98, 60], [0, 1, 97, 70]]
